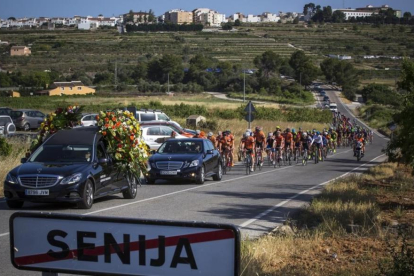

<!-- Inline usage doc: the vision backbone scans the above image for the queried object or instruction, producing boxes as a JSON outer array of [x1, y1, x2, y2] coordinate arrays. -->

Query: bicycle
[[256, 147, 263, 171], [245, 150, 254, 175], [285, 147, 292, 166], [302, 148, 308, 166], [274, 148, 283, 168], [266, 148, 273, 166], [221, 153, 227, 175], [295, 146, 301, 164], [314, 145, 320, 164]]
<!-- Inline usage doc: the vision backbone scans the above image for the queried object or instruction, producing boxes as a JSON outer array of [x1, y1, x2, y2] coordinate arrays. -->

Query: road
[[0, 85, 388, 275]]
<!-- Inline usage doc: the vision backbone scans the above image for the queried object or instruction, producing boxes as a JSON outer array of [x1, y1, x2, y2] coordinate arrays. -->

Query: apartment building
[[192, 8, 226, 27], [164, 9, 193, 24], [10, 46, 31, 56]]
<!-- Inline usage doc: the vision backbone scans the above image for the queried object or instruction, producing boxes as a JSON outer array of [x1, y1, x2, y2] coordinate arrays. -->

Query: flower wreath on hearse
[[30, 105, 149, 184]]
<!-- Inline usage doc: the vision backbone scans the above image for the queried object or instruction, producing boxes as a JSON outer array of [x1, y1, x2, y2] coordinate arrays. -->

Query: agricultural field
[[0, 23, 412, 86]]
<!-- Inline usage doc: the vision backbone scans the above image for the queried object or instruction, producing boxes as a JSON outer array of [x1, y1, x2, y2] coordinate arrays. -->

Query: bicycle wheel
[[287, 150, 291, 165], [296, 149, 300, 164], [222, 156, 227, 175], [258, 154, 262, 171], [246, 155, 250, 175], [303, 150, 308, 166]]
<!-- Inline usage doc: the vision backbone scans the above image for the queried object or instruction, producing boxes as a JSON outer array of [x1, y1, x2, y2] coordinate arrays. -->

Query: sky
[[1, 0, 413, 18]]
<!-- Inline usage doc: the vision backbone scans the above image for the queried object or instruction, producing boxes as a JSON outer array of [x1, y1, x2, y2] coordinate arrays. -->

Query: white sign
[[10, 213, 240, 276]]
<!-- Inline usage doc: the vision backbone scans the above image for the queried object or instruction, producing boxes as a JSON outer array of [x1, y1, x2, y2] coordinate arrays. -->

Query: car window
[[96, 144, 106, 160], [205, 140, 214, 151], [83, 115, 92, 121], [140, 113, 156, 121], [157, 113, 169, 121], [160, 126, 173, 136], [29, 145, 93, 163], [10, 111, 22, 119], [147, 127, 161, 136], [158, 141, 203, 154], [0, 117, 12, 126], [35, 111, 44, 117]]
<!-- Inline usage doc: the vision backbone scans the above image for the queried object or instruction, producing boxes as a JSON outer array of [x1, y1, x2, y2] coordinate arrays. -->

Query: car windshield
[[0, 117, 12, 126], [29, 144, 93, 163], [158, 141, 203, 154]]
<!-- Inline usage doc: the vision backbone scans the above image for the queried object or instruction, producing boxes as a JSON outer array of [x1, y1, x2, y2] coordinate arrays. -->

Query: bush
[[197, 120, 218, 131], [342, 89, 356, 101], [0, 137, 12, 157]]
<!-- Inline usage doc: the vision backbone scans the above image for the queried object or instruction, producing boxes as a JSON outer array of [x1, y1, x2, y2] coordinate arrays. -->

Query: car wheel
[[212, 162, 222, 181], [77, 179, 94, 209], [195, 165, 205, 184], [23, 123, 30, 131], [123, 175, 138, 199], [6, 200, 24, 209]]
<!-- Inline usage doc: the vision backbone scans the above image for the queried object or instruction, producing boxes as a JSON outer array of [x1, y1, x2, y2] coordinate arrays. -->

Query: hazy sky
[[1, 0, 413, 18]]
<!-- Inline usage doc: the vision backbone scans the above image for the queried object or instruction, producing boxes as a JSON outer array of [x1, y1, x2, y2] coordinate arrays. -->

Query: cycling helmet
[[324, 132, 328, 135], [196, 130, 201, 135], [276, 131, 281, 135], [276, 126, 280, 130], [243, 132, 248, 138], [286, 128, 291, 132], [207, 132, 213, 137], [268, 132, 273, 137], [226, 129, 231, 133], [316, 131, 320, 135], [218, 131, 222, 135], [292, 128, 296, 133], [255, 126, 261, 131], [303, 132, 308, 137]]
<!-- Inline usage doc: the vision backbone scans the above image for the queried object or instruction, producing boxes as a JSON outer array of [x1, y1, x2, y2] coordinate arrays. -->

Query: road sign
[[243, 101, 256, 113], [10, 212, 240, 276], [244, 113, 255, 122]]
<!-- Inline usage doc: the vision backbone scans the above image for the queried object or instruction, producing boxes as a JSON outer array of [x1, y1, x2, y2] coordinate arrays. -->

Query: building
[[328, 54, 352, 60], [164, 9, 193, 24], [333, 9, 375, 20], [10, 46, 31, 56], [261, 12, 281, 22], [8, 91, 20, 98], [192, 8, 226, 27], [123, 11, 151, 24], [356, 5, 402, 18], [242, 14, 261, 23], [38, 81, 95, 96], [78, 17, 99, 30], [228, 13, 244, 22]]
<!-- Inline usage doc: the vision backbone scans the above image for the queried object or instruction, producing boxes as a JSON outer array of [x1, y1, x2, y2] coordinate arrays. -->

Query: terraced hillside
[[0, 23, 412, 82]]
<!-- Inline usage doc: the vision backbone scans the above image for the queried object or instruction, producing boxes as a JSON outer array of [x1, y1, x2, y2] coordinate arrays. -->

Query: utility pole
[[243, 69, 246, 103], [167, 73, 170, 93], [114, 60, 118, 88]]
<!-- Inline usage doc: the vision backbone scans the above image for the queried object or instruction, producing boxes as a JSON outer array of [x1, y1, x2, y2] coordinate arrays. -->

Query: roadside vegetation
[[241, 163, 414, 275]]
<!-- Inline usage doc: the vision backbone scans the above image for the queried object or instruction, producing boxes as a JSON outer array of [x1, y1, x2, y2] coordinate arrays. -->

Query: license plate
[[160, 171, 178, 175], [25, 189, 49, 196]]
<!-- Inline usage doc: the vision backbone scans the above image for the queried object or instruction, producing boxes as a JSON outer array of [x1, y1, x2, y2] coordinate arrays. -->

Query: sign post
[[10, 212, 240, 276], [244, 101, 257, 130]]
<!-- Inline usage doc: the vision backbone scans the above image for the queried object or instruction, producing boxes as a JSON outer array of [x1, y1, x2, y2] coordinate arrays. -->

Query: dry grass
[[241, 163, 414, 275], [0, 137, 31, 196], [360, 78, 397, 89]]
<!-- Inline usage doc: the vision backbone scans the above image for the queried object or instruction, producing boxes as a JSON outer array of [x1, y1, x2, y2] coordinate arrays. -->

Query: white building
[[261, 12, 280, 22], [242, 14, 261, 23], [78, 17, 100, 30], [328, 54, 352, 60], [51, 17, 68, 25], [332, 9, 374, 20], [193, 8, 226, 27]]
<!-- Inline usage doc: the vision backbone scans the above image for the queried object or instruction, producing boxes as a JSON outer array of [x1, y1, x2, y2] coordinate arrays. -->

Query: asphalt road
[[0, 85, 389, 275]]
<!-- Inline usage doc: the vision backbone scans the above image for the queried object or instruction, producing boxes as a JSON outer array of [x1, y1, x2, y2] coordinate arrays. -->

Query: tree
[[148, 54, 184, 83], [222, 22, 233, 30], [0, 73, 13, 87], [387, 59, 414, 173], [289, 51, 319, 86], [127, 10, 134, 23], [361, 84, 401, 106], [98, 14, 103, 16], [234, 19, 241, 26], [254, 51, 284, 79], [131, 62, 148, 81], [332, 10, 346, 23], [320, 58, 337, 82], [403, 12, 412, 20], [148, 9, 155, 23], [303, 3, 316, 16], [7, 17, 16, 21], [322, 6, 333, 22]]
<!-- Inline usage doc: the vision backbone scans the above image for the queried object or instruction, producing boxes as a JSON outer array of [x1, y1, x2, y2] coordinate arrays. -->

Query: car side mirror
[[98, 158, 108, 165], [21, 158, 28, 164], [206, 150, 214, 154]]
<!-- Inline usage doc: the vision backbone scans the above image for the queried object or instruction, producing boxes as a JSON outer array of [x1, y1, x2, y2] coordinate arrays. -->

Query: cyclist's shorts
[[315, 143, 321, 149], [255, 141, 263, 149], [295, 142, 300, 148], [266, 145, 275, 152], [302, 143, 309, 150], [246, 149, 253, 155], [285, 142, 292, 148]]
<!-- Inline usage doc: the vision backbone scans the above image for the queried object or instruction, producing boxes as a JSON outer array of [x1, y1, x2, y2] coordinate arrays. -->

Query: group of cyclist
[[199, 110, 374, 172]]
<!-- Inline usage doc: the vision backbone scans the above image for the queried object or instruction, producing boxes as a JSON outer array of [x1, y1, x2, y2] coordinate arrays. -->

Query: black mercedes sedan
[[4, 127, 138, 209], [146, 138, 222, 184]]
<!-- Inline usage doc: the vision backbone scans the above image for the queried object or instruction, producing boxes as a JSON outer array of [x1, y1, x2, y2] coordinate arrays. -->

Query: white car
[[80, 114, 98, 127], [136, 110, 172, 122], [141, 125, 186, 151], [0, 115, 16, 136], [329, 103, 338, 113]]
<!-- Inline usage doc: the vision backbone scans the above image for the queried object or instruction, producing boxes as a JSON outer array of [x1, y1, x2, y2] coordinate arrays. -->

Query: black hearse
[[4, 127, 137, 209]]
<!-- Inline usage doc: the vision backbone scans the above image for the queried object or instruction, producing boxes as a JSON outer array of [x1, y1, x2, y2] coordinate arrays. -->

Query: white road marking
[[239, 154, 386, 228], [0, 232, 9, 237]]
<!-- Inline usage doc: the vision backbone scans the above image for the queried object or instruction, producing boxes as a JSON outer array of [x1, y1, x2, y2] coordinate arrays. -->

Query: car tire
[[123, 175, 138, 199], [6, 200, 24, 209], [23, 123, 30, 131], [77, 179, 94, 209], [212, 162, 222, 181], [195, 165, 205, 184]]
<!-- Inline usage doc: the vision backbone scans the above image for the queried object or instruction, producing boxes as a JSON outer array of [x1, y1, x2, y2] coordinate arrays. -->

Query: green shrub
[[0, 137, 12, 157]]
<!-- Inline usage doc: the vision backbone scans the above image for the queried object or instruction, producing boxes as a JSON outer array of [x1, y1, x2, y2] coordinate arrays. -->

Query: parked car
[[141, 125, 187, 151], [323, 96, 330, 103], [320, 90, 326, 96], [0, 107, 12, 116], [146, 138, 222, 184], [140, 121, 196, 138], [3, 127, 137, 209], [136, 109, 172, 122], [80, 114, 98, 127], [0, 115, 16, 136], [329, 103, 338, 112], [10, 109, 45, 131]]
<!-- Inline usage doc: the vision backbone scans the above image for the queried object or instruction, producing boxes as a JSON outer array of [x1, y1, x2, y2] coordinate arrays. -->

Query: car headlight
[[60, 173, 82, 185], [6, 173, 18, 184], [189, 160, 199, 167]]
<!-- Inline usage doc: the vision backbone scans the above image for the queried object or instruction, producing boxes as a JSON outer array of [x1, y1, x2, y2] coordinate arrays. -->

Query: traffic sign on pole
[[244, 101, 256, 129], [10, 212, 240, 276], [243, 101, 256, 113]]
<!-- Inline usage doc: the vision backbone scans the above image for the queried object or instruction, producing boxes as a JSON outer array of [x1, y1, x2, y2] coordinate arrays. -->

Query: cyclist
[[193, 130, 202, 138], [207, 132, 217, 148], [311, 131, 323, 161], [216, 131, 223, 150], [274, 130, 285, 165], [226, 130, 235, 166], [219, 131, 233, 167], [285, 128, 294, 154], [354, 133, 366, 156], [254, 126, 266, 165], [265, 132, 275, 162], [330, 127, 338, 152], [241, 131, 256, 171]]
